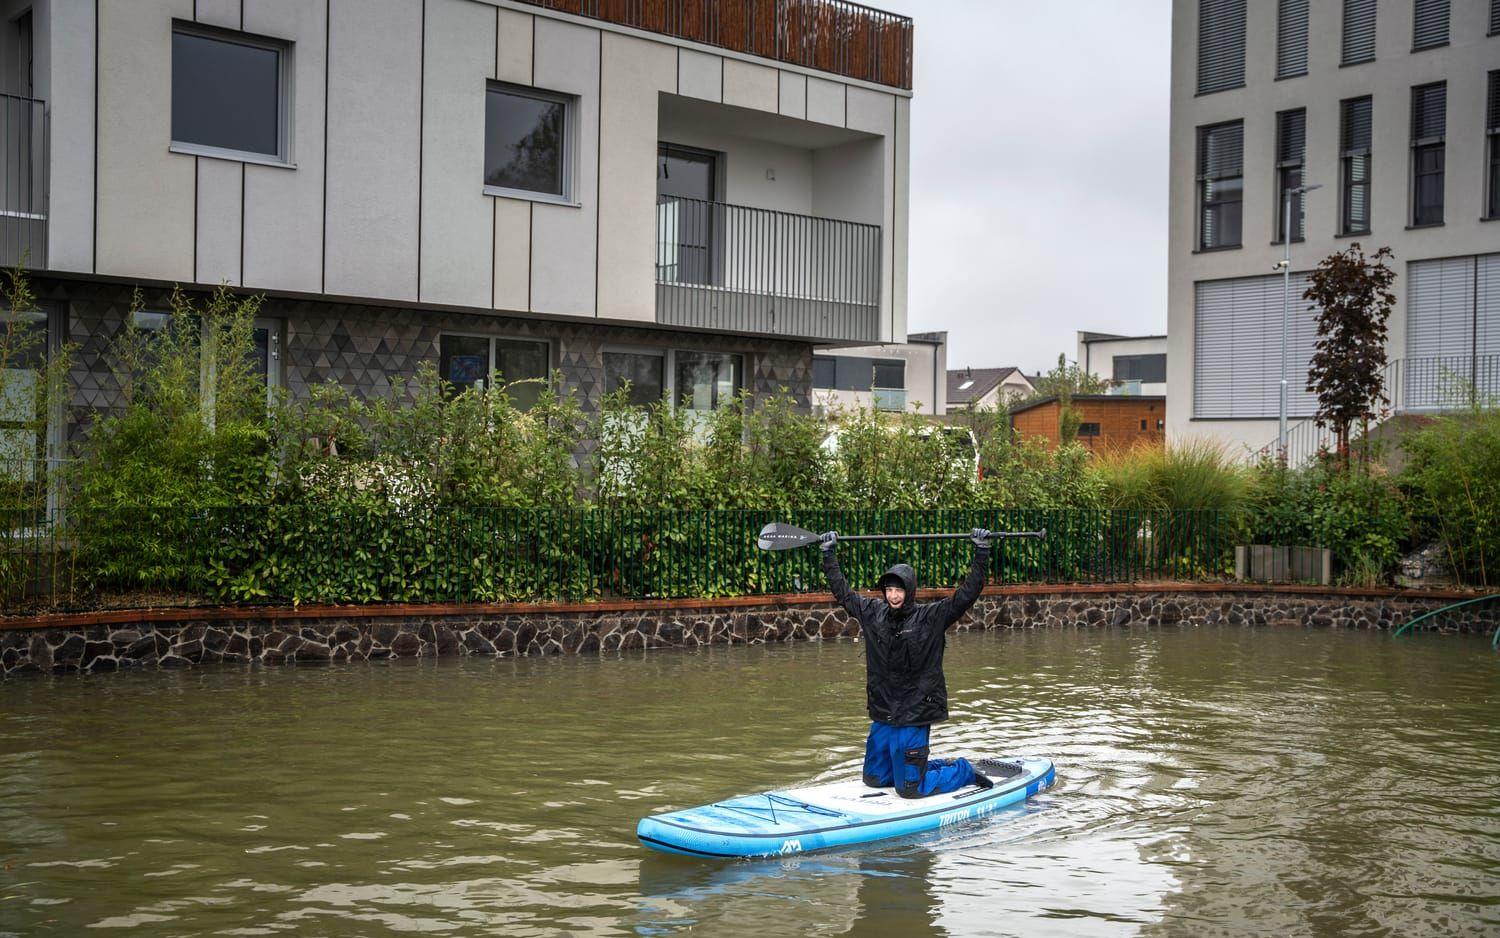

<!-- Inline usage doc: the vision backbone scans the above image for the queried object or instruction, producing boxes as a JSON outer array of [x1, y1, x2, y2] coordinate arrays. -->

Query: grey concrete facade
[[1168, 0, 1500, 454]]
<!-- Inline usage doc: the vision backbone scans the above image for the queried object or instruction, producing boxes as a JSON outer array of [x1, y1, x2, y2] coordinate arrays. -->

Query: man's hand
[[819, 531, 839, 552], [970, 528, 992, 549]]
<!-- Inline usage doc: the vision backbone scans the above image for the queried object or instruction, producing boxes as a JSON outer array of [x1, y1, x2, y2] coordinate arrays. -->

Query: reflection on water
[[1, 627, 1497, 936]]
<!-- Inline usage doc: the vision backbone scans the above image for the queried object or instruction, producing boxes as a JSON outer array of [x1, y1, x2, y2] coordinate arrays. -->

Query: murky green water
[[1, 626, 1497, 937]]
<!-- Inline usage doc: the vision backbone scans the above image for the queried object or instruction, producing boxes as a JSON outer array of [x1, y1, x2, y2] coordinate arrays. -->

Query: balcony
[[0, 94, 47, 270], [655, 196, 881, 342], [515, 0, 913, 89]]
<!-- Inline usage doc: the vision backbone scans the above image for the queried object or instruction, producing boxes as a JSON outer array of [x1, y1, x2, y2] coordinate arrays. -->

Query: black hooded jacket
[[821, 546, 990, 727]]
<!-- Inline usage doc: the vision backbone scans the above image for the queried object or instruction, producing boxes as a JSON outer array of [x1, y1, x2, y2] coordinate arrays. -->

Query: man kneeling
[[819, 528, 999, 798]]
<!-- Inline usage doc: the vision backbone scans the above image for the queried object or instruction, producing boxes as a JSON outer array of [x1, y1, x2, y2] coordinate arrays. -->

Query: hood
[[876, 563, 917, 598]]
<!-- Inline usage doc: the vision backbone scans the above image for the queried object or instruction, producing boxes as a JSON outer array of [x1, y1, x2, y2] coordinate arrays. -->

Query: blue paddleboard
[[637, 757, 1055, 858]]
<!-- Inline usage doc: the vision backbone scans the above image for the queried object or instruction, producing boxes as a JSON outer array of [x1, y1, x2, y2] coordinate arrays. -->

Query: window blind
[[1277, 0, 1309, 78], [1411, 82, 1446, 142], [1193, 273, 1319, 419], [1197, 0, 1246, 94], [1198, 121, 1244, 177], [1277, 109, 1306, 165], [1412, 0, 1449, 50], [1342, 96, 1373, 151], [1342, 0, 1377, 64]]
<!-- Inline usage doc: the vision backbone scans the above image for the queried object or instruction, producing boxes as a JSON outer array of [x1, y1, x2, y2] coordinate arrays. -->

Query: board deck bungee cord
[[637, 757, 1055, 858]]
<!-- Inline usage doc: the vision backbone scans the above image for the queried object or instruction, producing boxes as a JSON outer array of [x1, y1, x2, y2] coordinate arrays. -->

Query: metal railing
[[0, 94, 47, 270], [514, 0, 913, 89], [871, 387, 905, 411], [655, 195, 881, 341], [1255, 353, 1500, 466], [2, 507, 1236, 611]]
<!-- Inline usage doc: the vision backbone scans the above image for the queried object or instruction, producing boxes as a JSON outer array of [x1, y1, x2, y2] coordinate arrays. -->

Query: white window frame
[[168, 21, 296, 169], [483, 81, 577, 206]]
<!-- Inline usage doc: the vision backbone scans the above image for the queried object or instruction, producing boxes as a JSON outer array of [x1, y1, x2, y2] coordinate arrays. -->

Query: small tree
[[1029, 353, 1106, 444], [1303, 243, 1396, 461]]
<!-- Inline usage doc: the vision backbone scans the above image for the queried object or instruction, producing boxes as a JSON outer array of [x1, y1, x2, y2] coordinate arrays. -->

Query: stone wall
[[3, 587, 1495, 678]]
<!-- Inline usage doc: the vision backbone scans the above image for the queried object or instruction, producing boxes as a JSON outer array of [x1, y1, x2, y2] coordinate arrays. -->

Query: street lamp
[[1278, 182, 1322, 457]]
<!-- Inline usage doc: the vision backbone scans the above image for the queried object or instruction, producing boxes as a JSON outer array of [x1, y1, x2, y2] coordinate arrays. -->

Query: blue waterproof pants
[[862, 721, 976, 798]]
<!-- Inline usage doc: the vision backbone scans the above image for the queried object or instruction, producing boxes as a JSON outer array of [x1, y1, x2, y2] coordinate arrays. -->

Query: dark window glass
[[1113, 354, 1167, 384], [656, 144, 718, 286], [1412, 0, 1449, 50], [440, 334, 490, 392], [1140, 419, 1149, 431], [171, 29, 282, 157], [1411, 82, 1446, 226], [1342, 0, 1377, 65], [485, 85, 567, 196], [872, 360, 905, 389], [1488, 71, 1500, 219], [834, 357, 873, 392], [1277, 0, 1309, 78], [604, 351, 665, 406], [1340, 96, 1373, 234], [495, 338, 549, 410], [1197, 0, 1246, 94], [1197, 121, 1243, 249], [674, 352, 740, 411], [1276, 109, 1307, 242], [812, 356, 837, 389], [1078, 423, 1101, 438]]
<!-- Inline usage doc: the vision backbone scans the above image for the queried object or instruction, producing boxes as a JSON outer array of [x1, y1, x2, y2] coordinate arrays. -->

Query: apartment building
[[1169, 0, 1500, 455], [1077, 332, 1168, 397], [0, 0, 912, 458], [811, 331, 946, 415]]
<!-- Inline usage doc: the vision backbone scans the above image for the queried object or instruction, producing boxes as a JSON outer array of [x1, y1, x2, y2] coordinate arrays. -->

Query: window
[[485, 83, 572, 200], [1342, 0, 1377, 65], [1197, 0, 1246, 94], [0, 308, 49, 471], [171, 23, 290, 162], [811, 356, 837, 389], [1140, 419, 1148, 431], [251, 318, 282, 406], [1412, 0, 1449, 50], [1492, 0, 1500, 34], [872, 360, 905, 389], [1193, 273, 1320, 419], [834, 357, 873, 392], [1277, 0, 1309, 79], [1411, 82, 1446, 227], [1197, 121, 1243, 250], [1275, 109, 1307, 242], [674, 351, 740, 412], [1340, 97, 1373, 235], [439, 334, 550, 408], [604, 350, 665, 406], [1405, 254, 1500, 406], [657, 145, 719, 287], [1488, 71, 1500, 220], [1077, 423, 1101, 438], [1113, 354, 1167, 384]]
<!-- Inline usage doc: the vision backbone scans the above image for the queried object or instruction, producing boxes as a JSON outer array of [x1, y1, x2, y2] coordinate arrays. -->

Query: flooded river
[[2, 626, 1497, 936]]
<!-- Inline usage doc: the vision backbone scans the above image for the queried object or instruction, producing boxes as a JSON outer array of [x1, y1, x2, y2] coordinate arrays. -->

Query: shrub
[[1401, 406, 1500, 588]]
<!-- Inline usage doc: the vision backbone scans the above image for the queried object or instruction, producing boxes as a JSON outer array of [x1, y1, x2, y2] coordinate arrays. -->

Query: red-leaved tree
[[1303, 243, 1396, 460]]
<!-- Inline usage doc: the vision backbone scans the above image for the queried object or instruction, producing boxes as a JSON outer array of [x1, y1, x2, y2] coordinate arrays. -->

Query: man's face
[[884, 585, 907, 609]]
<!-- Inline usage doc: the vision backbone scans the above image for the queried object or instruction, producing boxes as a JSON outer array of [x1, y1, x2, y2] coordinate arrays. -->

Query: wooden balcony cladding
[[516, 0, 913, 90]]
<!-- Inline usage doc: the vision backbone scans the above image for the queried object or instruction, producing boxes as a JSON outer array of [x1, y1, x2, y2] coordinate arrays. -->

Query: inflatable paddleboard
[[637, 757, 1055, 858]]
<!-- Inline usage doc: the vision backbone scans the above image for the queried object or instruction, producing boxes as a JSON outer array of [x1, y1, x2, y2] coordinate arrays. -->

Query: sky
[[874, 0, 1173, 375]]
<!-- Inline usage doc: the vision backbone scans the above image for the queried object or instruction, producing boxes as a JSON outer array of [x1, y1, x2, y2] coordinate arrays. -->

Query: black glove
[[970, 528, 992, 549], [819, 531, 838, 552]]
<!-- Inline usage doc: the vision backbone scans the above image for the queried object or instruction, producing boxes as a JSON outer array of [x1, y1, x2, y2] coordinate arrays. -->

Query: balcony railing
[[1255, 353, 1500, 466], [0, 94, 47, 271], [516, 0, 913, 89], [655, 195, 881, 342]]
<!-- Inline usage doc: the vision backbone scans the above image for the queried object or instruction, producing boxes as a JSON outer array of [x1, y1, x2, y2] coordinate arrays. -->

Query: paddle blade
[[757, 522, 822, 551]]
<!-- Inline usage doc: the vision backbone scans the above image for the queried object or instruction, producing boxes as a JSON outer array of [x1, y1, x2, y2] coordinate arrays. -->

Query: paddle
[[757, 522, 1047, 551]]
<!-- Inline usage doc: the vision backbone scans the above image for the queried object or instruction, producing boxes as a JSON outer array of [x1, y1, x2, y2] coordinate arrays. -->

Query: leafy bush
[[1401, 406, 1500, 588]]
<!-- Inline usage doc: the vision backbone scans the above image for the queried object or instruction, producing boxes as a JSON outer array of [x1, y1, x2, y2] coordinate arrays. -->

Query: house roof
[[946, 367, 1029, 407], [1078, 331, 1168, 344], [906, 331, 947, 345], [1007, 393, 1167, 417]]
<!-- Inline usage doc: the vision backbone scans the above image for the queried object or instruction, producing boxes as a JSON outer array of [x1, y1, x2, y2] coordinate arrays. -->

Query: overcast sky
[[875, 0, 1172, 374]]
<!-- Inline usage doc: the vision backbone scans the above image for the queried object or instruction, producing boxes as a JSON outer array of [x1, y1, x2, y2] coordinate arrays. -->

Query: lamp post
[[1278, 182, 1322, 458]]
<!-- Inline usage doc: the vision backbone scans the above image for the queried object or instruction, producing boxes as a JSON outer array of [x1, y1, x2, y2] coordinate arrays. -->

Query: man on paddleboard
[[819, 528, 997, 798]]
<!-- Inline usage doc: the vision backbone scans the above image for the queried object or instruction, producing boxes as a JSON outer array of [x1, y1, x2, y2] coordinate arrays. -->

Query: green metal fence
[[0, 505, 1237, 611]]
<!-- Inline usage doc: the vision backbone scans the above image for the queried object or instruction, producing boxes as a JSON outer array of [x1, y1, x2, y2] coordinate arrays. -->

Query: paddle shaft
[[834, 531, 1044, 543]]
